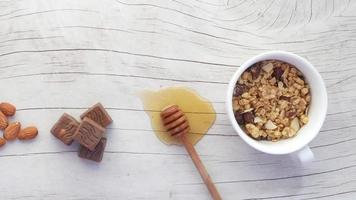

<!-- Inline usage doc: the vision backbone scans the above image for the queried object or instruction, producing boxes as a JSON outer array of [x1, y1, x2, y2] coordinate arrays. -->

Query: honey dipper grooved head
[[160, 105, 190, 137]]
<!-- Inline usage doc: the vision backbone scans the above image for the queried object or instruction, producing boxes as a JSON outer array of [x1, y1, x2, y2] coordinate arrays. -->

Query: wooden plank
[[0, 0, 355, 199]]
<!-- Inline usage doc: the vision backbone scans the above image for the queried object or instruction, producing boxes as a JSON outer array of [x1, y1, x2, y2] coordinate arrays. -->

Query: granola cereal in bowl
[[232, 60, 310, 141], [226, 51, 327, 159]]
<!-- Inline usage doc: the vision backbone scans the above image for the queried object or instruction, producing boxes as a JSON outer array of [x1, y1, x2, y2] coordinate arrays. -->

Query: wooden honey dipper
[[161, 105, 222, 200]]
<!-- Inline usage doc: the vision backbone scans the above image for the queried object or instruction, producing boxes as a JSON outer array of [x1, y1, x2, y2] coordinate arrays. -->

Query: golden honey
[[139, 86, 216, 145]]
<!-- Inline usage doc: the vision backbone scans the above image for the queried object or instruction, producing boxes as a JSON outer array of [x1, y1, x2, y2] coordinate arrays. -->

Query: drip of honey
[[139, 86, 216, 145]]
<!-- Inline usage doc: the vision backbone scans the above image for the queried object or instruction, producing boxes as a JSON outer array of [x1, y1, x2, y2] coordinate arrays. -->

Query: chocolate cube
[[80, 103, 113, 128], [78, 137, 107, 162], [74, 117, 105, 151], [51, 113, 80, 145]]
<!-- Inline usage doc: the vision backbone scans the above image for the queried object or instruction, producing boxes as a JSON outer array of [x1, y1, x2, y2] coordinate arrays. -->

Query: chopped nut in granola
[[245, 124, 260, 139]]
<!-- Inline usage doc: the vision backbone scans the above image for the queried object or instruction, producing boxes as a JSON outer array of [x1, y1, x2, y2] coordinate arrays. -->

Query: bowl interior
[[227, 51, 328, 154]]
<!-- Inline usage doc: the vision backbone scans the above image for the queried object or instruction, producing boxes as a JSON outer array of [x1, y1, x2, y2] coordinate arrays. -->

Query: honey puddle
[[139, 86, 216, 145]]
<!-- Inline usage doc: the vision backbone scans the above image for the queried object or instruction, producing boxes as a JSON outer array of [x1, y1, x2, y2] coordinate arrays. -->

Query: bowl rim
[[226, 50, 328, 154]]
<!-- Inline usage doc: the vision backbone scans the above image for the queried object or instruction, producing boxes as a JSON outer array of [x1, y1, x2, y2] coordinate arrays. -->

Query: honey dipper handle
[[181, 135, 222, 200]]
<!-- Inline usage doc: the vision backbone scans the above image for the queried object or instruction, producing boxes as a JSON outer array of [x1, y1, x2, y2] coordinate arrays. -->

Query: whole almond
[[0, 137, 6, 147], [4, 122, 21, 140], [0, 111, 8, 130], [0, 102, 16, 116], [18, 126, 38, 140]]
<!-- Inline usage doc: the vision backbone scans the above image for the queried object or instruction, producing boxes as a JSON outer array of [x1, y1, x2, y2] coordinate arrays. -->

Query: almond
[[262, 63, 274, 73], [4, 122, 21, 140], [0, 102, 16, 116], [0, 111, 8, 130], [18, 126, 38, 140], [290, 118, 300, 132], [254, 116, 263, 123], [264, 120, 277, 130], [0, 137, 6, 147]]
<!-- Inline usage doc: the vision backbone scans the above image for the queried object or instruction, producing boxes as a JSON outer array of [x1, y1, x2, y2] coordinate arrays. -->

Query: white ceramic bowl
[[226, 51, 328, 160]]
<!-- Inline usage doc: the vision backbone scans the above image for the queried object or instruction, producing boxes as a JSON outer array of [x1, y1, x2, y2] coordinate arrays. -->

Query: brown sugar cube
[[51, 113, 80, 145], [78, 137, 107, 162], [80, 103, 113, 128], [74, 117, 105, 151]]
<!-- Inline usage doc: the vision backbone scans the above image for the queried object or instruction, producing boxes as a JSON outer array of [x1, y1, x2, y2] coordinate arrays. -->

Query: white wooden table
[[0, 0, 355, 199]]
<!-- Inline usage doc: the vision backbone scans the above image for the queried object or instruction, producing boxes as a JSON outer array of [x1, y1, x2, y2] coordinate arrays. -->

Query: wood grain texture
[[0, 0, 355, 199]]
